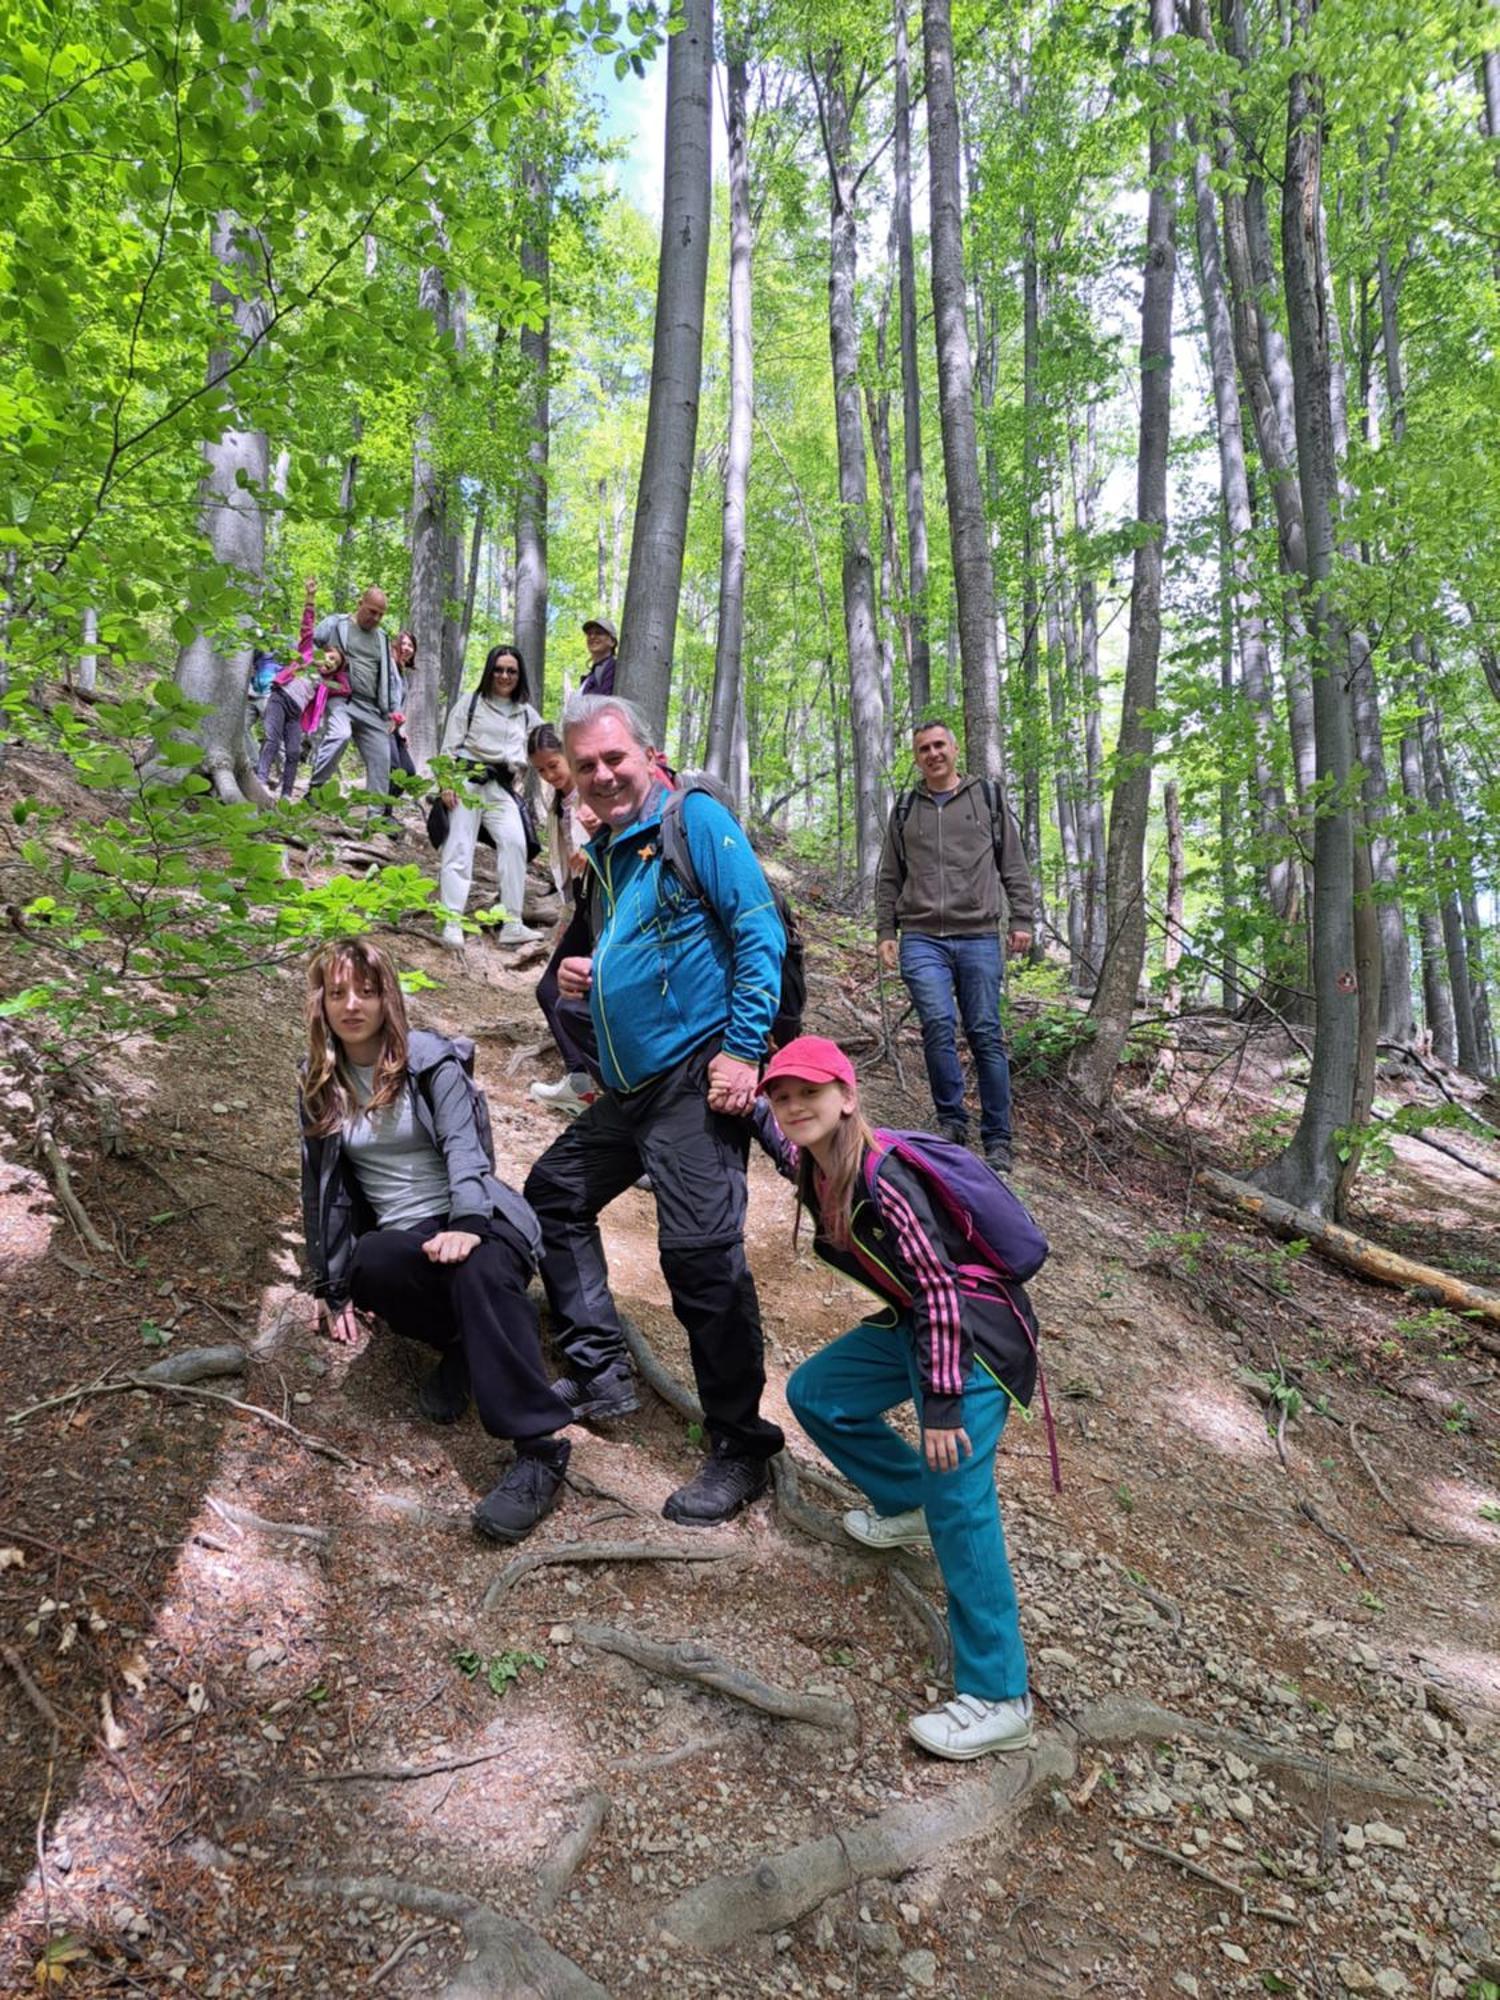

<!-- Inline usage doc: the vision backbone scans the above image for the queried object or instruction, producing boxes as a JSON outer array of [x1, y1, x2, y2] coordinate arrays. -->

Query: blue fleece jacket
[[585, 785, 785, 1092]]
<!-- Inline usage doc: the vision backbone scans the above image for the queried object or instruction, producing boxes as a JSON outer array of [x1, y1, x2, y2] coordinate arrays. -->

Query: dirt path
[[2, 838, 1497, 1998]]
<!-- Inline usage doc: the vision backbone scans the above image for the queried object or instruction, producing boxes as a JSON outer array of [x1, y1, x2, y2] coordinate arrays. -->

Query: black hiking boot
[[417, 1345, 470, 1425], [662, 1441, 772, 1527], [473, 1440, 571, 1545], [552, 1368, 640, 1424], [939, 1120, 969, 1147], [985, 1144, 1014, 1179]]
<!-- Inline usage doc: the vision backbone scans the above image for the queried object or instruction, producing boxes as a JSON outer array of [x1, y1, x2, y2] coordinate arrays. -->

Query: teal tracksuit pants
[[787, 1312, 1029, 1702]]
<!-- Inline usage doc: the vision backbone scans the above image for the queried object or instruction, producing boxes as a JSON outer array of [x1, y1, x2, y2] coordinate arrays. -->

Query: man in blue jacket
[[524, 694, 786, 1525]]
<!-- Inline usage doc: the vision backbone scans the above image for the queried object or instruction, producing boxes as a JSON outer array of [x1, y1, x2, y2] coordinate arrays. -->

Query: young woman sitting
[[436, 644, 543, 951], [299, 936, 574, 1543]]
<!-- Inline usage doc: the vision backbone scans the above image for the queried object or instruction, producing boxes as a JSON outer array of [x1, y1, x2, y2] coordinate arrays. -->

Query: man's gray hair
[[561, 692, 654, 750]]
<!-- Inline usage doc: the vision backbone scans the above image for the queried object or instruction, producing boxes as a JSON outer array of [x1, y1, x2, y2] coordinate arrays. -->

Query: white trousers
[[439, 781, 527, 924]]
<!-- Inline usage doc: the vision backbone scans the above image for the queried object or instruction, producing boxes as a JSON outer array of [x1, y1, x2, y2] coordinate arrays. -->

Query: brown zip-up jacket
[[874, 776, 1035, 942]]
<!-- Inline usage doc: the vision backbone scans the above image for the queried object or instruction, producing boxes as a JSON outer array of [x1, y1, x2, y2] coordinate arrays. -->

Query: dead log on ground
[[575, 1623, 858, 1737], [140, 1345, 247, 1385], [1196, 1167, 1500, 1345]]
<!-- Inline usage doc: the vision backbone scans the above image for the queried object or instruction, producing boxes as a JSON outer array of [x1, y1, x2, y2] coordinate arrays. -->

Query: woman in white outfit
[[437, 644, 543, 950]]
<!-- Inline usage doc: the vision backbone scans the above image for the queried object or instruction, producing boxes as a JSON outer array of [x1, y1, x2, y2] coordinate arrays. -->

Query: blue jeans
[[898, 933, 1013, 1151], [787, 1315, 1029, 1702]]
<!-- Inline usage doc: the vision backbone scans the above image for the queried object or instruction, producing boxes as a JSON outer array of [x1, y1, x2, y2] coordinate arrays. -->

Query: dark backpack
[[588, 776, 807, 1053], [414, 1037, 495, 1169], [864, 1128, 1058, 1490], [890, 778, 1010, 877]]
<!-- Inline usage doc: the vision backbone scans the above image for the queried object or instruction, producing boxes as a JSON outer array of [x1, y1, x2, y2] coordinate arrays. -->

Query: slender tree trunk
[[1397, 725, 1457, 1064], [618, 0, 713, 743], [893, 0, 932, 721], [705, 53, 753, 805], [1216, 502, 1242, 1011], [1070, 0, 1176, 1108], [924, 0, 1002, 781], [813, 51, 888, 891], [1017, 219, 1045, 921], [1043, 557, 1085, 978], [174, 205, 271, 802], [1257, 11, 1368, 1217], [408, 250, 461, 768], [514, 161, 551, 713], [1418, 686, 1483, 1075], [78, 605, 99, 694], [1163, 780, 1185, 1016], [1071, 413, 1108, 992]]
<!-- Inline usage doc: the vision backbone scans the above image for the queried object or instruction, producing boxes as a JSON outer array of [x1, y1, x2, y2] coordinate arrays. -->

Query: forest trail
[[1, 769, 1497, 1999]]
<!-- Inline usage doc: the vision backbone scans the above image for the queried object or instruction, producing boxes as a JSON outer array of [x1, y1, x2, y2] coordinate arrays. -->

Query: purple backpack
[[864, 1129, 1058, 1489]]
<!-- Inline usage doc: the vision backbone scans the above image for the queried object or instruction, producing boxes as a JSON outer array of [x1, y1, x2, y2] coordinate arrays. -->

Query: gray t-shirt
[[343, 619, 386, 711], [345, 1066, 451, 1230]]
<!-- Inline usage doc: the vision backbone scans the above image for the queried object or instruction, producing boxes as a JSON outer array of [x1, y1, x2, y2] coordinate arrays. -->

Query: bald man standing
[[309, 586, 403, 825]]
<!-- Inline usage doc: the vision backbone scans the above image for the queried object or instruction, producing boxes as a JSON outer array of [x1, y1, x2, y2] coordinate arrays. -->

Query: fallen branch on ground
[[3, 1644, 69, 1734], [300, 1748, 511, 1784], [575, 1623, 858, 1737], [5, 1376, 361, 1469], [1196, 1167, 1500, 1345], [1344, 1422, 1465, 1548], [291, 1873, 607, 2000], [1124, 1835, 1299, 1925], [207, 1496, 330, 1544], [140, 1345, 247, 1386], [532, 1792, 610, 1916], [481, 1540, 740, 1610]]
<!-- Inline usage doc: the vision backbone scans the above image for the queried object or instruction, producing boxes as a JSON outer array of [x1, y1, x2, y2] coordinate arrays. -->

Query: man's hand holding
[[706, 1053, 759, 1116], [1006, 928, 1033, 958], [558, 955, 594, 999], [320, 1301, 361, 1345], [423, 1230, 480, 1265], [878, 938, 899, 973]]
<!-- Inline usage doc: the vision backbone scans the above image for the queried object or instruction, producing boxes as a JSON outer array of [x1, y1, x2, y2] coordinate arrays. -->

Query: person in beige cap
[[579, 617, 616, 696]]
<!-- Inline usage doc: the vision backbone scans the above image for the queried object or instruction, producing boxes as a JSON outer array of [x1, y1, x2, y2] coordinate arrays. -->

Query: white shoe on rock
[[908, 1692, 1034, 1761], [496, 921, 543, 946], [842, 1505, 930, 1551], [439, 922, 464, 951], [528, 1074, 596, 1117]]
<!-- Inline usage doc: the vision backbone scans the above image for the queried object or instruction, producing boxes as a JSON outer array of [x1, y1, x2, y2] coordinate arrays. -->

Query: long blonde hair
[[302, 937, 410, 1136], [792, 1086, 879, 1251]]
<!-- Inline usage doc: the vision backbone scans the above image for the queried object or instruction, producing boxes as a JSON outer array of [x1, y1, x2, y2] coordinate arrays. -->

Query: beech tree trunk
[[515, 160, 551, 711], [923, 0, 1002, 783], [617, 0, 713, 744], [813, 51, 888, 891], [408, 249, 462, 767], [1070, 0, 1176, 1109], [1256, 14, 1367, 1218], [174, 205, 271, 803], [705, 54, 752, 805], [893, 0, 932, 722], [1071, 412, 1108, 991], [1397, 724, 1458, 1064], [78, 606, 99, 694]]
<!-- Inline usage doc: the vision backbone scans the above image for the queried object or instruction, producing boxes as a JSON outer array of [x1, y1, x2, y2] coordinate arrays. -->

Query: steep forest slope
[[1, 756, 1497, 2000]]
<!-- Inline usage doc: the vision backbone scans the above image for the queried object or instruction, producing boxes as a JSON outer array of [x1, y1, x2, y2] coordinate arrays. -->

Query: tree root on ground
[[140, 1344, 247, 1386], [299, 1747, 512, 1785], [575, 1622, 859, 1738], [206, 1496, 329, 1544], [481, 1539, 741, 1611], [2, 1025, 115, 1258], [887, 1567, 953, 1682], [620, 1312, 702, 1421], [4, 1376, 361, 1469], [291, 1873, 608, 2000], [532, 1792, 610, 1917], [656, 1737, 1075, 1950], [768, 1452, 846, 1544]]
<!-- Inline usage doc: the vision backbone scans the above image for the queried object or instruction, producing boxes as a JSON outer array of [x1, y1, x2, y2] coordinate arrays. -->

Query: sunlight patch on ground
[[1408, 1638, 1500, 1710], [1160, 1377, 1270, 1463], [0, 1152, 57, 1270], [1422, 1474, 1500, 1552]]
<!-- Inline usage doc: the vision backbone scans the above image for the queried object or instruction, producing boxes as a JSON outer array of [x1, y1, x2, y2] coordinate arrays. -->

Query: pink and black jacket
[[753, 1105, 1038, 1428]]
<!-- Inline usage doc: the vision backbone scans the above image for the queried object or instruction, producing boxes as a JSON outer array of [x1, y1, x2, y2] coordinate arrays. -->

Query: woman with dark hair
[[525, 723, 600, 1117], [389, 630, 419, 781], [299, 935, 573, 1543], [436, 644, 542, 950]]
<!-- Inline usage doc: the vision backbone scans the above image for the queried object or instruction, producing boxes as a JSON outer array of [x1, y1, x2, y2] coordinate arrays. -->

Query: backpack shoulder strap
[[980, 777, 1007, 866], [657, 787, 704, 903], [890, 789, 918, 869]]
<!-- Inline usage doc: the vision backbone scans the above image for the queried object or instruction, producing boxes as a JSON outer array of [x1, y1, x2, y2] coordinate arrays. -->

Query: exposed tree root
[[657, 1737, 1076, 1950], [1071, 1695, 1435, 1814], [300, 1747, 511, 1784], [4, 1375, 361, 1468], [768, 1451, 847, 1545], [1197, 1166, 1500, 1339], [619, 1311, 702, 1420], [140, 1344, 247, 1385], [206, 1496, 329, 1544], [481, 1539, 741, 1611], [532, 1792, 610, 1916], [575, 1622, 859, 1737], [887, 1567, 953, 1681], [291, 1873, 608, 2000], [1345, 1421, 1466, 1548]]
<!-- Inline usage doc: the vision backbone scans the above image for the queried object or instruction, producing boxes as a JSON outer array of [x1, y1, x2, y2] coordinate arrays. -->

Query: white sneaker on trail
[[842, 1505, 930, 1550], [496, 921, 543, 946], [529, 1074, 595, 1117], [439, 922, 464, 951], [908, 1692, 1034, 1761]]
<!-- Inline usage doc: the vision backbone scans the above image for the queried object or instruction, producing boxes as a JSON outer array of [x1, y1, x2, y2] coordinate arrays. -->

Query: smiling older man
[[522, 693, 786, 1526], [308, 586, 403, 825]]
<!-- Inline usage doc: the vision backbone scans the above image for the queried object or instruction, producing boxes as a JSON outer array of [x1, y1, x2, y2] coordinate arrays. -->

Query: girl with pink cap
[[756, 1034, 1038, 1760]]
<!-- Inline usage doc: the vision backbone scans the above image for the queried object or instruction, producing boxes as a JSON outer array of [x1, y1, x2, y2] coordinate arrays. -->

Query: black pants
[[523, 1043, 784, 1462], [349, 1216, 571, 1447], [536, 938, 599, 1081]]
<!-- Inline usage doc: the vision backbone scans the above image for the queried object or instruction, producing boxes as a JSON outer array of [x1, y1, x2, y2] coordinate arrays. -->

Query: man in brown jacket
[[875, 721, 1034, 1174]]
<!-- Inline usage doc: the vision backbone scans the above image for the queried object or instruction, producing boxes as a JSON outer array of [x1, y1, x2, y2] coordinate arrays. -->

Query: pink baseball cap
[[762, 1035, 856, 1090]]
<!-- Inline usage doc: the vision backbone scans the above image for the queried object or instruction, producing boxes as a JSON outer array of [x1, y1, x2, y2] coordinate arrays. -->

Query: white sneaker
[[842, 1505, 930, 1550], [908, 1692, 1034, 1761], [528, 1074, 596, 1118], [496, 921, 543, 946], [439, 921, 465, 951]]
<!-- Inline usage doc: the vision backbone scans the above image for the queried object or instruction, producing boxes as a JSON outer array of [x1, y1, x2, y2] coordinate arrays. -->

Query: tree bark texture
[[617, 0, 713, 745], [706, 54, 753, 807], [515, 160, 551, 712], [893, 0, 932, 722], [1257, 21, 1366, 1219], [407, 252, 462, 768], [924, 0, 1002, 781], [1070, 0, 1176, 1109], [814, 52, 889, 892]]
